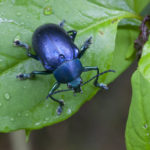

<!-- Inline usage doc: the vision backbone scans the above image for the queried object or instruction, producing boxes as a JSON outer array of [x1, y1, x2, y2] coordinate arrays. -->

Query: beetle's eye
[[59, 54, 65, 63], [59, 54, 65, 59]]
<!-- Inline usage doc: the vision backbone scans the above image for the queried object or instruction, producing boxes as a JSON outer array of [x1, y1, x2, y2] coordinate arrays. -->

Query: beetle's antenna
[[53, 70, 115, 95], [81, 69, 115, 86]]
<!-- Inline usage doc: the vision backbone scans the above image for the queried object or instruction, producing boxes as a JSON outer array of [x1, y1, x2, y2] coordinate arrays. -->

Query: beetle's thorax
[[53, 58, 83, 83]]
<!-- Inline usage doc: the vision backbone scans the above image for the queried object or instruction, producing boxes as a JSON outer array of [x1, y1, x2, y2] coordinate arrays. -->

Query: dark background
[[0, 62, 136, 150]]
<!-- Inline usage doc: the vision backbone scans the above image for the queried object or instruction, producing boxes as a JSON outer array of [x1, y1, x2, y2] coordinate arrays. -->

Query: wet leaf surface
[[0, 0, 142, 132]]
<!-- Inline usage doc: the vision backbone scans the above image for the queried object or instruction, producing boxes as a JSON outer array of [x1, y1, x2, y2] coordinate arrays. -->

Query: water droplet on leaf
[[10, 117, 14, 121], [45, 117, 49, 121], [43, 121, 47, 124], [4, 93, 10, 100], [45, 103, 49, 108], [16, 12, 21, 16], [143, 124, 148, 129], [67, 108, 72, 114], [35, 122, 41, 126], [43, 6, 52, 15], [17, 113, 21, 117], [11, 0, 15, 4], [24, 111, 30, 117]]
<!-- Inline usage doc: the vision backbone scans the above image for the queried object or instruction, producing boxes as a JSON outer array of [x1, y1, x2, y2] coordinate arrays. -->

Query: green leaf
[[126, 38, 150, 150], [126, 0, 150, 14], [0, 0, 141, 132]]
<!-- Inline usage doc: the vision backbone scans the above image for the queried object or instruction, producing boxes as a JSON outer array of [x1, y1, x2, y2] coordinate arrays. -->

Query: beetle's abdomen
[[53, 59, 83, 83], [32, 24, 79, 71]]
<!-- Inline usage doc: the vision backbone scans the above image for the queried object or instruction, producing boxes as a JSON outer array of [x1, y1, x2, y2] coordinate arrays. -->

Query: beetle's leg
[[67, 30, 77, 41], [83, 66, 108, 90], [78, 36, 92, 59], [47, 82, 64, 115], [17, 70, 52, 80], [13, 40, 39, 60], [59, 20, 66, 28]]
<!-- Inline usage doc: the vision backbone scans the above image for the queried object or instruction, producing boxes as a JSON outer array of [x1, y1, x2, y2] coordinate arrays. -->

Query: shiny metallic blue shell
[[53, 59, 83, 83], [32, 24, 79, 71]]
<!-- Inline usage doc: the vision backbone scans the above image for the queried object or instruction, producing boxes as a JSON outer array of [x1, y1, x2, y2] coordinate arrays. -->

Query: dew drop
[[43, 121, 47, 124], [143, 124, 148, 129], [45, 103, 49, 108], [25, 113, 29, 117], [17, 113, 21, 117], [10, 117, 14, 121], [11, 0, 15, 4], [45, 117, 49, 121], [35, 122, 40, 126], [16, 12, 21, 16], [67, 108, 72, 114], [0, 18, 18, 25], [20, 22, 24, 25], [4, 93, 10, 100], [43, 6, 52, 15], [147, 133, 150, 136]]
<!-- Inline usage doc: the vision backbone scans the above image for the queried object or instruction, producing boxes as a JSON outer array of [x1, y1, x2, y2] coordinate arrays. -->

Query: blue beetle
[[14, 21, 114, 114]]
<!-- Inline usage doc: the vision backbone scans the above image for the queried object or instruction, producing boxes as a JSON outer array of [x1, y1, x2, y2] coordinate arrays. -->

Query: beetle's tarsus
[[80, 89, 83, 94], [95, 82, 109, 90], [16, 73, 35, 80], [13, 40, 30, 49], [13, 39, 39, 60], [83, 36, 92, 49], [78, 36, 92, 58], [57, 99, 64, 115], [67, 30, 77, 41], [47, 93, 64, 115], [46, 94, 49, 99], [83, 66, 110, 90], [16, 73, 25, 80], [17, 71, 51, 80], [57, 105, 63, 115], [13, 40, 20, 46], [59, 20, 66, 28], [73, 92, 77, 96]]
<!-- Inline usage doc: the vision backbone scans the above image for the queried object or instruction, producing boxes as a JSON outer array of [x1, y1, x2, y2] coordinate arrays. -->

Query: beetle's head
[[67, 77, 82, 93]]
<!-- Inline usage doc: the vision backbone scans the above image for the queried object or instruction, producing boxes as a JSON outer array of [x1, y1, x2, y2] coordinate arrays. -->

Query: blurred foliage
[[126, 38, 150, 150]]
